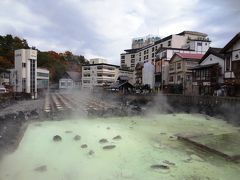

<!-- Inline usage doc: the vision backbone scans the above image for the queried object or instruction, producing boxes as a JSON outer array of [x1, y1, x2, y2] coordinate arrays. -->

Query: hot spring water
[[0, 114, 239, 180]]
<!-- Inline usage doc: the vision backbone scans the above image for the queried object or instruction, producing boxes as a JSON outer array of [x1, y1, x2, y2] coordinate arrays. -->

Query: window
[[160, 44, 163, 48], [177, 75, 181, 81], [169, 76, 174, 82], [197, 42, 202, 46], [186, 75, 191, 81], [168, 41, 171, 47], [121, 55, 125, 59], [226, 56, 231, 71], [152, 53, 155, 58], [83, 80, 90, 83], [139, 52, 141, 56], [162, 51, 167, 58], [131, 54, 135, 58], [60, 82, 66, 87], [152, 47, 154, 51], [22, 63, 26, 68], [84, 67, 90, 70], [121, 60, 125, 64], [37, 72, 49, 77], [177, 63, 181, 69], [67, 82, 72, 86], [131, 59, 135, 63]]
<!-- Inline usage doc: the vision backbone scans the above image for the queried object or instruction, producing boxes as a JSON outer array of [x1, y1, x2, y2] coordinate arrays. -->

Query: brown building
[[168, 53, 203, 94]]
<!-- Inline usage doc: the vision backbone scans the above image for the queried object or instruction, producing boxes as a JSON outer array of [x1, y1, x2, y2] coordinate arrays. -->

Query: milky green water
[[0, 114, 240, 180]]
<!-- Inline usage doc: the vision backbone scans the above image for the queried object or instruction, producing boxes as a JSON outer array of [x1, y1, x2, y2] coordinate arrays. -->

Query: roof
[[177, 31, 208, 37], [175, 53, 204, 59], [117, 75, 129, 81], [189, 63, 219, 70], [199, 47, 224, 64], [221, 32, 240, 53], [65, 71, 81, 82], [82, 63, 120, 68], [109, 81, 134, 89]]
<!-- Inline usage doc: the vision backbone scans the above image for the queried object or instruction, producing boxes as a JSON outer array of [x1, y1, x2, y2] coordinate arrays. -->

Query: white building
[[59, 71, 81, 89], [142, 61, 155, 89], [82, 58, 120, 89], [14, 49, 38, 98], [37, 68, 49, 91], [120, 31, 210, 71]]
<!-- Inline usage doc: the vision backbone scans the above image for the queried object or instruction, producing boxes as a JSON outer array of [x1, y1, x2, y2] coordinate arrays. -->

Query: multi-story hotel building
[[82, 58, 120, 89], [120, 35, 161, 70], [120, 31, 211, 89]]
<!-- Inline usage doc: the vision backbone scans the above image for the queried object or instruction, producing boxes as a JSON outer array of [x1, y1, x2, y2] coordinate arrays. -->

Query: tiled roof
[[175, 53, 204, 59], [66, 71, 81, 82]]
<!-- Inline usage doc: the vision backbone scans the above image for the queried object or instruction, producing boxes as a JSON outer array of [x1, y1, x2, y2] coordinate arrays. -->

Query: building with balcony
[[191, 47, 224, 96], [82, 58, 119, 89], [168, 53, 203, 94], [221, 32, 240, 96], [155, 31, 210, 91], [120, 31, 210, 71]]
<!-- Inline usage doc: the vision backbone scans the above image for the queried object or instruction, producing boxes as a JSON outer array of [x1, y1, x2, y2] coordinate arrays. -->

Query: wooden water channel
[[43, 92, 120, 117]]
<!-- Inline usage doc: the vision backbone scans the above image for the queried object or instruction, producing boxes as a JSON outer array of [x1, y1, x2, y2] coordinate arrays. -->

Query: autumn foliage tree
[[0, 34, 88, 83]]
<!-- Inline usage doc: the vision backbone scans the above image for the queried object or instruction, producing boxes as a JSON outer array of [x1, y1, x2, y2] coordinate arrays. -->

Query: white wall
[[14, 49, 37, 95], [142, 62, 155, 89]]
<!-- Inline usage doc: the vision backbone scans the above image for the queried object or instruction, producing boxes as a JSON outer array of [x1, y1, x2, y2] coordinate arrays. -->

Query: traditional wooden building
[[221, 32, 240, 96], [135, 62, 144, 86], [191, 47, 224, 96], [168, 53, 203, 94]]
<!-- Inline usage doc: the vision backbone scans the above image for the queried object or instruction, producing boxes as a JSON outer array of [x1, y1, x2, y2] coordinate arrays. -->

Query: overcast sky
[[0, 0, 239, 64]]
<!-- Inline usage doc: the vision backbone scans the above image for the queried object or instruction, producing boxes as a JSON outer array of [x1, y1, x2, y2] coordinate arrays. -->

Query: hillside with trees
[[0, 34, 88, 82]]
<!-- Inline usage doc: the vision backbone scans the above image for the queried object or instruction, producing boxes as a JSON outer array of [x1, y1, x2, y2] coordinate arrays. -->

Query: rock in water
[[34, 165, 47, 172], [103, 145, 116, 150], [150, 164, 170, 170], [99, 138, 108, 144], [53, 135, 62, 142], [112, 135, 122, 140], [88, 150, 94, 155], [65, 130, 72, 133], [106, 127, 110, 130], [81, 144, 88, 148], [74, 135, 81, 141], [163, 160, 175, 166]]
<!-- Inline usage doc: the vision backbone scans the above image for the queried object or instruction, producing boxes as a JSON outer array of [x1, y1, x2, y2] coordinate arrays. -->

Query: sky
[[0, 0, 239, 65]]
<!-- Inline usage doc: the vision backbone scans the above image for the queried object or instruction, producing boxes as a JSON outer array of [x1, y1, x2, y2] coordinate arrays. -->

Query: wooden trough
[[177, 132, 240, 162]]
